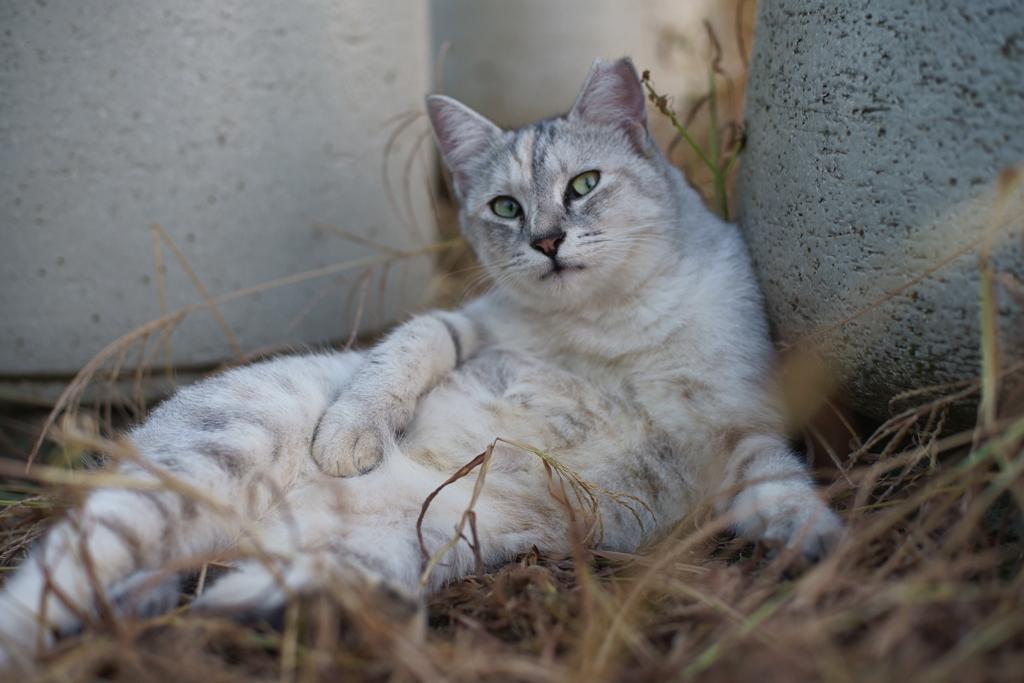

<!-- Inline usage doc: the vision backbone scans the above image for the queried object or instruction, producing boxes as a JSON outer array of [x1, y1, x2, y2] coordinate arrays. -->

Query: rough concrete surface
[[738, 0, 1024, 421], [1, 0, 434, 376]]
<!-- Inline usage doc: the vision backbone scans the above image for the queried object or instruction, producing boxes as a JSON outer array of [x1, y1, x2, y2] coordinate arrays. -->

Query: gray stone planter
[[738, 0, 1024, 423]]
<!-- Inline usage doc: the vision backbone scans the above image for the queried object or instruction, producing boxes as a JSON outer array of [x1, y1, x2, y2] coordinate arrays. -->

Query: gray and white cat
[[0, 58, 841, 668]]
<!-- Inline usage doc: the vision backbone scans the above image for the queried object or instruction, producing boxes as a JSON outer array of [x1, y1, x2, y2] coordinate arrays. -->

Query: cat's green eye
[[491, 196, 522, 219], [570, 170, 600, 198]]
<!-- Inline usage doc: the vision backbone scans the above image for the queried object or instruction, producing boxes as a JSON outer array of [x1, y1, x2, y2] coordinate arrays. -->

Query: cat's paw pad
[[312, 399, 390, 477], [732, 482, 843, 562]]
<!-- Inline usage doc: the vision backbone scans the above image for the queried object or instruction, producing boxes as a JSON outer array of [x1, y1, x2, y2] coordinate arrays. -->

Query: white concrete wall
[[1, 0, 434, 376]]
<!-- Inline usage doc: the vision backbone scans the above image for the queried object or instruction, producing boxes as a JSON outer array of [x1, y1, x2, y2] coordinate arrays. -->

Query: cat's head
[[427, 58, 690, 310]]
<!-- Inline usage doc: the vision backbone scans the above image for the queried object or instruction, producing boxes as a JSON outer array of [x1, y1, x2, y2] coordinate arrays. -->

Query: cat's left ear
[[570, 58, 655, 155], [427, 95, 503, 197]]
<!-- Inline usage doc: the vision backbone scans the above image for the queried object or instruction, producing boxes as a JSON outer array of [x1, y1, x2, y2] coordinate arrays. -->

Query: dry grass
[[3, 391, 1024, 683], [3, 2, 1024, 681]]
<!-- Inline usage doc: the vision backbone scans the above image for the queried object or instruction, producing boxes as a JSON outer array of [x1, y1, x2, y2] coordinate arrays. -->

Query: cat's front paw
[[312, 398, 393, 477], [731, 481, 843, 562]]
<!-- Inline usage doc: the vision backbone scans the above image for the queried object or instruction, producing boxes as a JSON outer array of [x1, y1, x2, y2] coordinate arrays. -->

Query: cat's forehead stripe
[[507, 126, 540, 178], [536, 120, 563, 163], [512, 128, 535, 176]]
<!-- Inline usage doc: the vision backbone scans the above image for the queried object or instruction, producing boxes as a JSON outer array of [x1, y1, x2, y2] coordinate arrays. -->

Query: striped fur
[[0, 58, 840, 669]]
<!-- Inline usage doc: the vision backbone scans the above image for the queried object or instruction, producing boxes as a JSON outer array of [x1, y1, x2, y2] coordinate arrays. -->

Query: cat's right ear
[[426, 95, 502, 197], [571, 58, 655, 156]]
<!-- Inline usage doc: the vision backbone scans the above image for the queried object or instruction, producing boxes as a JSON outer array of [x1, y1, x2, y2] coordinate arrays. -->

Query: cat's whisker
[[444, 263, 490, 279]]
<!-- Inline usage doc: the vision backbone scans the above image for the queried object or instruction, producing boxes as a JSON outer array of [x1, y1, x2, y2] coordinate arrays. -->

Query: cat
[[0, 58, 842, 669]]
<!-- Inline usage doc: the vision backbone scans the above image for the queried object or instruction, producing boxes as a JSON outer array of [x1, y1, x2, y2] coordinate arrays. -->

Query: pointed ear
[[426, 94, 502, 196], [570, 58, 653, 154]]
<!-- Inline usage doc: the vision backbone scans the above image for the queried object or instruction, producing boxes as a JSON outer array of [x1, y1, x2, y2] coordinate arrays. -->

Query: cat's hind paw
[[731, 481, 844, 563], [108, 569, 182, 621], [191, 562, 287, 622], [312, 397, 392, 477]]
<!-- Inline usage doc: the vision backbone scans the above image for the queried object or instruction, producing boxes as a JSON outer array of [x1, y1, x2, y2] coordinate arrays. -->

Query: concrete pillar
[[737, 0, 1024, 421], [1, 0, 434, 379]]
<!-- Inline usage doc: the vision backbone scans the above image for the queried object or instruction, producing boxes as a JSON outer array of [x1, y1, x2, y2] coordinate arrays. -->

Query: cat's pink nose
[[531, 230, 565, 258]]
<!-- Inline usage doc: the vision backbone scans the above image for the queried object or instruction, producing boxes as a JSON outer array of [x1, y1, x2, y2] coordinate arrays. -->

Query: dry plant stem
[[852, 381, 988, 467], [807, 423, 856, 486], [402, 129, 436, 241], [312, 221, 401, 255], [978, 167, 1022, 428], [98, 347, 129, 424], [74, 515, 121, 636], [702, 18, 746, 220], [434, 40, 451, 94], [642, 76, 730, 221], [995, 270, 1024, 308], [419, 134, 444, 230], [378, 110, 421, 227], [343, 271, 372, 351], [0, 457, 184, 495], [195, 562, 209, 597], [888, 378, 978, 413], [284, 273, 358, 337], [280, 599, 301, 683], [643, 48, 744, 223], [132, 332, 152, 415], [825, 397, 863, 449], [500, 437, 656, 546], [416, 447, 490, 590], [735, 0, 752, 68], [151, 225, 174, 387], [978, 254, 1001, 430], [707, 74, 721, 216], [381, 111, 430, 244], [375, 263, 391, 333], [152, 222, 245, 359]]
